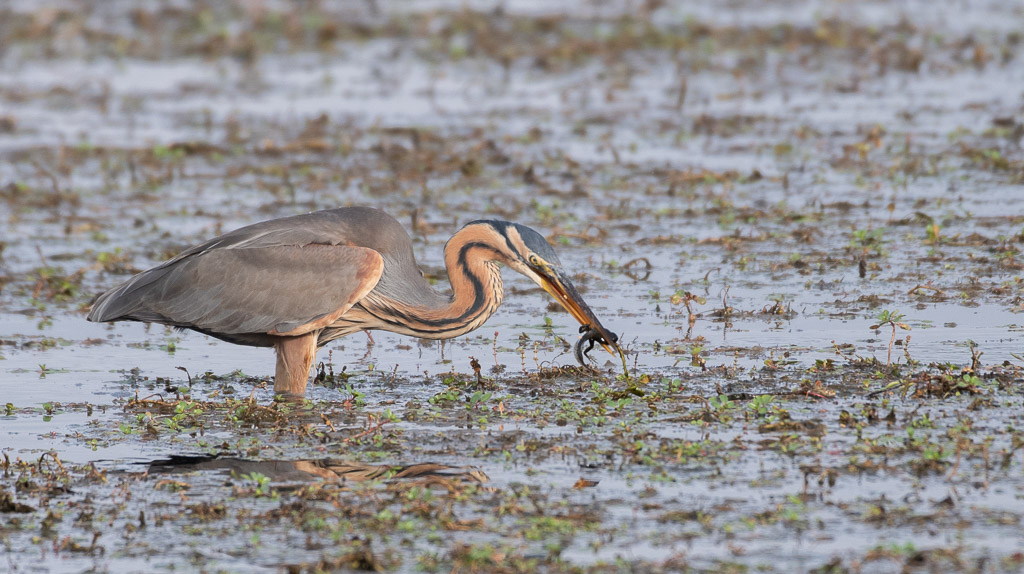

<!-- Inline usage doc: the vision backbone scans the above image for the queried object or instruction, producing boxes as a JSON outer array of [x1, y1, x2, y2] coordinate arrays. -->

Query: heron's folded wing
[[90, 244, 383, 336]]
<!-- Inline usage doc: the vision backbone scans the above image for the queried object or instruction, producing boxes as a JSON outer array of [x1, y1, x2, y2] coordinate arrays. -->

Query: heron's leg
[[273, 332, 318, 396]]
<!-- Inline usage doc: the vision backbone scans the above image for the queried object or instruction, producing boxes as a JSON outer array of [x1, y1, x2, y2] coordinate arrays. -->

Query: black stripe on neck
[[372, 241, 500, 333]]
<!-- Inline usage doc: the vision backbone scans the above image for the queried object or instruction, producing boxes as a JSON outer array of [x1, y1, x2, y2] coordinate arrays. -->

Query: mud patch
[[3, 0, 1024, 572]]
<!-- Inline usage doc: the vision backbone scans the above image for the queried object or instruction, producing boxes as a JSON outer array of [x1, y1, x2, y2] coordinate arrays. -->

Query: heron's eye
[[528, 255, 540, 267]]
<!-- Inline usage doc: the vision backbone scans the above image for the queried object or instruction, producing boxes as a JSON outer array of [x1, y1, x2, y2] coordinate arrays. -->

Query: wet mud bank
[[2, 1, 1024, 572]]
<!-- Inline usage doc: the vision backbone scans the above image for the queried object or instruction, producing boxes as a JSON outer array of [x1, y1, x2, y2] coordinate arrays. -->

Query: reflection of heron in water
[[89, 207, 620, 396], [148, 455, 489, 485]]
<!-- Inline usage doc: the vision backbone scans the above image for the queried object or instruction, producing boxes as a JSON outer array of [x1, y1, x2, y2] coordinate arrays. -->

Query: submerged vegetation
[[2, 0, 1024, 572]]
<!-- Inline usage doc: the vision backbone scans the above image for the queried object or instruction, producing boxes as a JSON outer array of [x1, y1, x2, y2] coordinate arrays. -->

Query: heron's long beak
[[536, 268, 620, 358]]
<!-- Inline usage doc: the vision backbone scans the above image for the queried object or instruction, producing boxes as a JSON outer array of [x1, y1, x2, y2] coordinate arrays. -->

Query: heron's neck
[[427, 237, 505, 338], [360, 227, 506, 340]]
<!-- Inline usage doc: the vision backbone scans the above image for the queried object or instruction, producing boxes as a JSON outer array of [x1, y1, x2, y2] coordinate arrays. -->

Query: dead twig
[[908, 284, 946, 297]]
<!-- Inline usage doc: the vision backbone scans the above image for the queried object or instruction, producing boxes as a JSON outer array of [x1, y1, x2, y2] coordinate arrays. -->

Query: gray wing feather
[[88, 244, 382, 336], [88, 206, 445, 337]]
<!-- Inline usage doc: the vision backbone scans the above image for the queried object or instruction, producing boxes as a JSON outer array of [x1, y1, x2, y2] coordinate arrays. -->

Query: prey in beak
[[534, 267, 623, 367]]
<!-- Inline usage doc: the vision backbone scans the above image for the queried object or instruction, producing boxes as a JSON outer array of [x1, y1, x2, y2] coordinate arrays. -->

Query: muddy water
[[2, 1, 1024, 572]]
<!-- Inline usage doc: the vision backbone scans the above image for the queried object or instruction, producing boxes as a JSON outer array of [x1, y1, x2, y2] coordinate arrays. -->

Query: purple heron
[[88, 207, 620, 396]]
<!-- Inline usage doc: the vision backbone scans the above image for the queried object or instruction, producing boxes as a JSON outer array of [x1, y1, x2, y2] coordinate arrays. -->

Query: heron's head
[[458, 220, 620, 358]]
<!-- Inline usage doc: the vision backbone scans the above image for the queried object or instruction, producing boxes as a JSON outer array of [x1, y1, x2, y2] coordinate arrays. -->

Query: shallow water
[[2, 0, 1024, 572]]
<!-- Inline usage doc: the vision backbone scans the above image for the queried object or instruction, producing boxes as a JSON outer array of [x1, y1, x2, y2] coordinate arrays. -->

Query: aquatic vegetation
[[2, 0, 1024, 572]]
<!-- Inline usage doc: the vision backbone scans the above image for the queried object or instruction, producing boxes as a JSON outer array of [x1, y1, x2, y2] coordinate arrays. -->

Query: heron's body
[[88, 207, 618, 396]]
